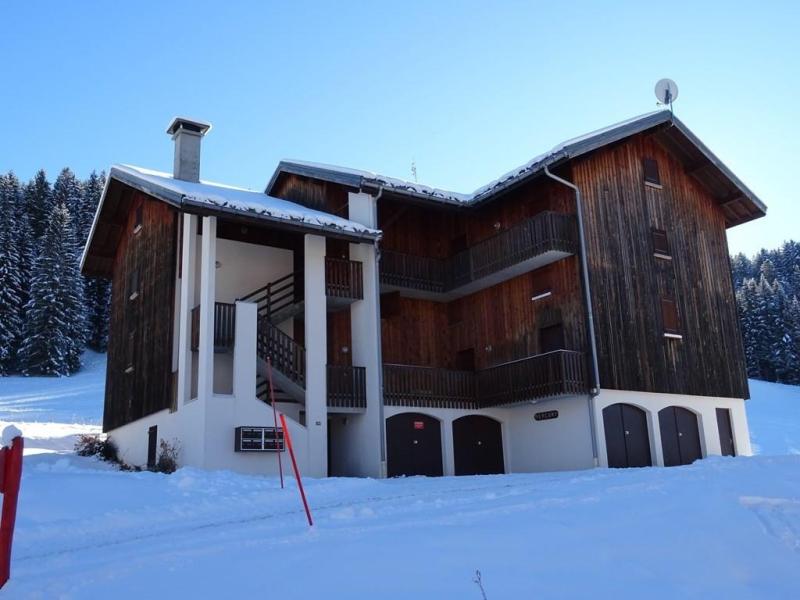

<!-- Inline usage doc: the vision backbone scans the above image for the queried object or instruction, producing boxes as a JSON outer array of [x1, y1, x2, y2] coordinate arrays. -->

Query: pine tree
[[0, 175, 25, 374], [52, 168, 83, 226], [77, 171, 108, 348], [18, 204, 86, 376], [24, 170, 53, 241]]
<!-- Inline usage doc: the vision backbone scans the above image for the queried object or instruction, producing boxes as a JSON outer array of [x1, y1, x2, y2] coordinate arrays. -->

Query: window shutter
[[661, 298, 680, 334], [643, 158, 661, 186], [652, 228, 670, 256]]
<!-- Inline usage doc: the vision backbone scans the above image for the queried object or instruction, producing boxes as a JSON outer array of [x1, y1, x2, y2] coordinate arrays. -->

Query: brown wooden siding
[[272, 173, 350, 218], [573, 133, 749, 399], [380, 257, 585, 370], [104, 192, 178, 431]]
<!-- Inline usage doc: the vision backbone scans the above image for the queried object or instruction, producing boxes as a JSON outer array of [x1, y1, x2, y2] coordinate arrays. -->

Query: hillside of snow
[[1, 356, 799, 598]]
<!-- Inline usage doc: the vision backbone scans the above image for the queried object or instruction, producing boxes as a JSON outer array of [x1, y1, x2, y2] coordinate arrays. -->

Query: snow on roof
[[271, 110, 673, 206], [112, 164, 380, 239]]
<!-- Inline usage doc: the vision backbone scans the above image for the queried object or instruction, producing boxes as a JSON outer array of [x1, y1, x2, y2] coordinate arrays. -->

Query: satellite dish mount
[[654, 78, 679, 116]]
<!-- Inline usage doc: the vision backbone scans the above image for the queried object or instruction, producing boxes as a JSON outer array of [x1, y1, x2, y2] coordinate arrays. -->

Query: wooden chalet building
[[81, 111, 765, 477]]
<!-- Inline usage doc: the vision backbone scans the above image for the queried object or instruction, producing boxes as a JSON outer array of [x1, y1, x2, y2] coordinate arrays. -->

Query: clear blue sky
[[1, 1, 797, 256]]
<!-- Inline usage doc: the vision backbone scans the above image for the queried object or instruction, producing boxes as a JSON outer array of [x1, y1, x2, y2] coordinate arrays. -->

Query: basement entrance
[[658, 406, 702, 466], [453, 415, 504, 475], [602, 403, 652, 468], [386, 413, 443, 477]]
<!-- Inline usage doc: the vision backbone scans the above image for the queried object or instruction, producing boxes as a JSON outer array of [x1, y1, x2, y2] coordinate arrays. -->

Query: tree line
[[732, 242, 800, 384], [0, 169, 108, 376]]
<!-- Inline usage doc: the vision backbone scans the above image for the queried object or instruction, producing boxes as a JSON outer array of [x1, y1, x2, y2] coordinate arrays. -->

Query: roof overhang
[[81, 167, 381, 278], [266, 111, 766, 228]]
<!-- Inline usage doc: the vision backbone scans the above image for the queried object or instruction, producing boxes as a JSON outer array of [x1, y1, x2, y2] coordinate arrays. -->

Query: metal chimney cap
[[166, 116, 212, 136]]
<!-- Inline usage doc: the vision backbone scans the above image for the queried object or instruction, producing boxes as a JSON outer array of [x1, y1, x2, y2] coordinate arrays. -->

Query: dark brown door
[[658, 406, 702, 466], [603, 403, 652, 468], [539, 323, 565, 353], [387, 413, 443, 477], [716, 408, 736, 457], [453, 416, 504, 476], [147, 425, 157, 469]]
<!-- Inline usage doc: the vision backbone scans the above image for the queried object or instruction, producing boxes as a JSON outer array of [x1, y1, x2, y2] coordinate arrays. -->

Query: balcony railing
[[191, 302, 237, 352], [380, 211, 578, 294], [382, 350, 586, 409], [327, 365, 367, 410], [325, 257, 364, 300]]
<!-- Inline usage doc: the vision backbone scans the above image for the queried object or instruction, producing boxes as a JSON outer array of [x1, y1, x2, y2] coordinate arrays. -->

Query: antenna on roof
[[654, 79, 679, 116], [411, 159, 418, 183]]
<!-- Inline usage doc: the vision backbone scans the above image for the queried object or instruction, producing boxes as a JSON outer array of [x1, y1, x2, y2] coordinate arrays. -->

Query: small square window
[[643, 158, 661, 187], [661, 298, 681, 337], [128, 269, 139, 301], [133, 205, 143, 234], [652, 228, 671, 259]]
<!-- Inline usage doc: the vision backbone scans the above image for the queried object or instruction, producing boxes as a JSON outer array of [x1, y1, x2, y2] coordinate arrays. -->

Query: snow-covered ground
[[1, 356, 799, 598]]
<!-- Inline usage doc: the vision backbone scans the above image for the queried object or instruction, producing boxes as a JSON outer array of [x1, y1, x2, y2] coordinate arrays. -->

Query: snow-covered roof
[[109, 164, 380, 239], [266, 110, 767, 223]]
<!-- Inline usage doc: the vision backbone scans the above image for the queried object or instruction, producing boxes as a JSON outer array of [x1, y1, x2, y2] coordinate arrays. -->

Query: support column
[[177, 214, 198, 406], [197, 216, 217, 402], [304, 234, 328, 477], [233, 301, 257, 401], [349, 191, 386, 477]]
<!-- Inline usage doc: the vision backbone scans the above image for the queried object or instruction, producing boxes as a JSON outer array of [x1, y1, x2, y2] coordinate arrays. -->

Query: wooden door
[[147, 425, 157, 470], [658, 406, 702, 466], [603, 403, 652, 468], [453, 415, 504, 476], [386, 413, 443, 477], [716, 408, 736, 457]]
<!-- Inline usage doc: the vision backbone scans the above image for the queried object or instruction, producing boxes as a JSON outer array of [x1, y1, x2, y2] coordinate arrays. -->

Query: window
[[125, 332, 135, 373], [539, 323, 565, 353], [133, 204, 143, 234], [643, 158, 661, 187], [652, 228, 671, 259], [661, 298, 681, 338], [128, 269, 139, 301], [531, 272, 553, 301]]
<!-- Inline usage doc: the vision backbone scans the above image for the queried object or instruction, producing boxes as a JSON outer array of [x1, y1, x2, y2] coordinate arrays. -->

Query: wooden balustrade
[[190, 302, 237, 352], [325, 257, 364, 300], [382, 364, 477, 409], [381, 211, 578, 293], [383, 350, 587, 408], [327, 365, 367, 409], [256, 319, 306, 388]]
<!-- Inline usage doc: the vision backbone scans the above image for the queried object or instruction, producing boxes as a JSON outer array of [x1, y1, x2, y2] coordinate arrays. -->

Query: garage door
[[453, 415, 504, 476], [603, 403, 652, 468], [658, 406, 702, 466], [386, 413, 443, 477]]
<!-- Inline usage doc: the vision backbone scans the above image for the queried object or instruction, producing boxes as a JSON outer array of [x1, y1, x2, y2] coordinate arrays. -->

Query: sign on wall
[[534, 410, 559, 422], [234, 426, 285, 452]]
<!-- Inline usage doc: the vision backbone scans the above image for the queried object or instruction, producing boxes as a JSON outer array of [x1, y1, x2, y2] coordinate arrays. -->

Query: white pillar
[[233, 301, 257, 401], [304, 234, 328, 477], [177, 214, 198, 406], [441, 416, 455, 476], [349, 191, 386, 477], [197, 216, 217, 402]]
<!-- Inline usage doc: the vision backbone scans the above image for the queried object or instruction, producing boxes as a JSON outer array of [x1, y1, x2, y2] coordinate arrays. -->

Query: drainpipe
[[543, 164, 601, 467], [370, 185, 388, 476]]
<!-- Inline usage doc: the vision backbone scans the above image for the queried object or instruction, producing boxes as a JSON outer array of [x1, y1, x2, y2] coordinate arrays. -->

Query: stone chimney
[[166, 117, 212, 182]]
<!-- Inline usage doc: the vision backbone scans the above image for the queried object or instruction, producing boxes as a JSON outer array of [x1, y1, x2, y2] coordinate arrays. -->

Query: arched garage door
[[386, 413, 443, 477], [453, 415, 504, 476], [602, 403, 652, 468], [658, 406, 702, 466]]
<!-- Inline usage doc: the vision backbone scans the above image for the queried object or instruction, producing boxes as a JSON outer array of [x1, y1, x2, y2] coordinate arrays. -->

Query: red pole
[[0, 436, 24, 589], [279, 414, 314, 527], [266, 357, 284, 489]]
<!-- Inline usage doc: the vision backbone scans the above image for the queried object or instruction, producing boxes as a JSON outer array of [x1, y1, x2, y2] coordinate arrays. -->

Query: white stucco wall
[[592, 389, 752, 467]]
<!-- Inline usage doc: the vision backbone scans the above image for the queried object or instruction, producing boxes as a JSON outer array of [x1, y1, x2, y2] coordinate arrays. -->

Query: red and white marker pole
[[0, 430, 24, 589], [279, 414, 314, 527]]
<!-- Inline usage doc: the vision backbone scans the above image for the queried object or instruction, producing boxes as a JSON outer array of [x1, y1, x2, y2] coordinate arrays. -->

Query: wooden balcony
[[380, 211, 578, 299], [382, 350, 587, 409], [327, 365, 367, 411], [190, 302, 237, 352]]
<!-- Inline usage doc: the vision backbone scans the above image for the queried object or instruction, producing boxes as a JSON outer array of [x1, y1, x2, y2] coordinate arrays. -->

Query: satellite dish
[[655, 79, 679, 105]]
